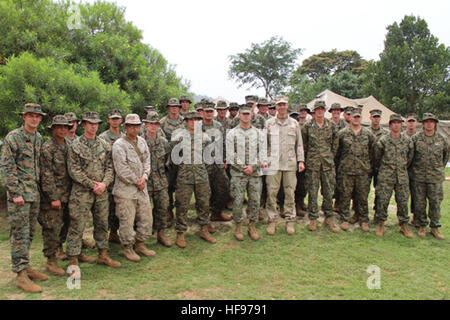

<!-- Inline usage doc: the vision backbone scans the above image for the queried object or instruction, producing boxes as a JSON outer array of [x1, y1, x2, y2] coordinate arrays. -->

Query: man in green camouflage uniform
[[99, 109, 124, 244], [335, 109, 375, 232], [226, 104, 267, 241], [215, 100, 233, 130], [0, 103, 48, 293], [257, 97, 272, 120], [302, 101, 339, 233], [179, 95, 192, 116], [228, 102, 240, 120], [172, 111, 216, 248], [373, 114, 415, 238], [143, 111, 172, 247], [64, 112, 80, 145], [405, 113, 419, 226], [66, 111, 121, 275], [39, 115, 73, 276], [342, 106, 353, 126], [410, 113, 449, 240]]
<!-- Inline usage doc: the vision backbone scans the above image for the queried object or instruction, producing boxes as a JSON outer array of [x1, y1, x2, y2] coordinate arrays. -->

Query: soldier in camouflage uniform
[[215, 100, 233, 130], [143, 112, 172, 247], [231, 97, 266, 130], [373, 114, 415, 238], [226, 104, 267, 241], [0, 103, 48, 293], [194, 102, 204, 119], [257, 97, 272, 120], [228, 102, 240, 120], [410, 113, 449, 240], [172, 111, 216, 248], [112, 114, 155, 262], [64, 112, 80, 145], [66, 111, 121, 275], [268, 101, 277, 118], [335, 109, 375, 232], [180, 95, 192, 116], [342, 106, 353, 126], [39, 115, 73, 276], [302, 101, 339, 233], [405, 113, 419, 226], [99, 109, 124, 244]]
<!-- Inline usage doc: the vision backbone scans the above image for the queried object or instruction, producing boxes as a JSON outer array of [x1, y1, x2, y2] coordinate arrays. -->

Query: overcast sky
[[84, 0, 450, 103]]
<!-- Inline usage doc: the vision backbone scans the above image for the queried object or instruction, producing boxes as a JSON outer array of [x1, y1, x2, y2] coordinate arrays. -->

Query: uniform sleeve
[[331, 125, 339, 157], [112, 142, 139, 186], [296, 122, 305, 163], [407, 138, 414, 168], [68, 144, 96, 190], [335, 131, 343, 166], [0, 136, 21, 198], [443, 136, 449, 166], [373, 139, 384, 172], [142, 142, 151, 181], [102, 143, 115, 187], [301, 125, 308, 159], [368, 132, 376, 174], [40, 143, 59, 201]]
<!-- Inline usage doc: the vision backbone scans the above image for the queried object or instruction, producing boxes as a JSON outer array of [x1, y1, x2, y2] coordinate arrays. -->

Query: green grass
[[0, 181, 448, 300]]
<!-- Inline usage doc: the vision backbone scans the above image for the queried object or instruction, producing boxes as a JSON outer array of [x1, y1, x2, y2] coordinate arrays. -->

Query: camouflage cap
[[313, 100, 326, 111], [298, 104, 309, 111], [351, 108, 362, 117], [179, 95, 192, 103], [19, 103, 47, 116], [166, 98, 181, 108], [216, 100, 228, 110], [245, 95, 258, 104], [328, 103, 343, 112], [389, 113, 404, 124], [257, 97, 271, 106], [239, 104, 252, 114], [194, 102, 204, 112], [183, 111, 202, 121], [269, 100, 276, 109], [228, 102, 239, 110], [405, 113, 418, 122], [81, 111, 102, 124], [370, 109, 382, 117], [47, 115, 73, 129], [108, 109, 123, 119], [203, 100, 215, 112], [144, 106, 156, 111], [64, 112, 79, 122], [344, 106, 354, 115], [124, 113, 142, 125], [143, 111, 161, 124], [421, 113, 439, 123], [275, 95, 289, 105]]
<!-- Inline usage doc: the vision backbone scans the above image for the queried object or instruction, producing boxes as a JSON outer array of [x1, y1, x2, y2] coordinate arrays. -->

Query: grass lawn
[[0, 175, 448, 300]]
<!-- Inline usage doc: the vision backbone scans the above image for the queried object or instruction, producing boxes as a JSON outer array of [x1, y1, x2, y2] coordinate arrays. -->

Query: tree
[[363, 15, 450, 116], [228, 36, 302, 99]]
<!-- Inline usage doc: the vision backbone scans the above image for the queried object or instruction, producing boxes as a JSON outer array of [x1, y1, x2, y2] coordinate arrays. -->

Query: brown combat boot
[[375, 221, 385, 237], [55, 246, 67, 260], [308, 220, 317, 232], [349, 213, 360, 224], [234, 222, 244, 241], [26, 266, 49, 281], [67, 255, 78, 268], [210, 212, 232, 222], [340, 221, 350, 231], [79, 253, 96, 263], [97, 249, 121, 268], [200, 225, 217, 244], [418, 227, 427, 238], [400, 223, 414, 239], [46, 256, 65, 276], [286, 221, 296, 235], [361, 222, 370, 232], [248, 221, 260, 241], [108, 230, 121, 244], [157, 229, 172, 247], [208, 224, 216, 234], [296, 203, 306, 218], [323, 217, 339, 233], [176, 232, 186, 248], [82, 239, 96, 249], [266, 220, 276, 236], [134, 241, 156, 257], [430, 228, 445, 240], [16, 270, 42, 293], [123, 245, 140, 262]]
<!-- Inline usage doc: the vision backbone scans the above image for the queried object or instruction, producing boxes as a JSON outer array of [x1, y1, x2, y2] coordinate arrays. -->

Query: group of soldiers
[[0, 94, 448, 294]]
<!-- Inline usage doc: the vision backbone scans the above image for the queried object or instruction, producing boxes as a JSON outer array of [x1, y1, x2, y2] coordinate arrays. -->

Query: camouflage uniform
[[370, 125, 389, 212], [410, 122, 449, 228], [66, 131, 114, 256], [335, 126, 375, 222], [231, 112, 266, 129], [39, 135, 72, 258], [0, 125, 43, 273], [302, 118, 339, 220]]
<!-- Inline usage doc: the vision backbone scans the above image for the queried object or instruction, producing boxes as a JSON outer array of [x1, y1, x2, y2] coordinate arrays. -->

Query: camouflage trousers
[[206, 164, 231, 215], [175, 183, 211, 233], [306, 168, 336, 220], [114, 193, 152, 246], [7, 200, 40, 273], [375, 180, 410, 224], [411, 181, 443, 228], [337, 174, 370, 223], [408, 171, 415, 215], [149, 188, 170, 231], [66, 187, 109, 256], [266, 171, 297, 221], [231, 175, 262, 223], [38, 202, 70, 258], [108, 192, 120, 232]]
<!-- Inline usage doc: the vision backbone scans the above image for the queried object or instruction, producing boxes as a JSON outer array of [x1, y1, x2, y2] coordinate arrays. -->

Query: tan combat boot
[[361, 222, 370, 232], [400, 223, 414, 239], [108, 230, 121, 244], [67, 255, 78, 268], [208, 224, 216, 234], [308, 220, 317, 232], [200, 225, 217, 244], [349, 213, 360, 224], [123, 245, 140, 262], [286, 221, 296, 235], [55, 246, 67, 260], [134, 241, 156, 257], [16, 270, 42, 293], [157, 229, 172, 247], [79, 253, 96, 263], [176, 232, 186, 248], [340, 221, 350, 231], [418, 227, 427, 238], [323, 217, 339, 233], [97, 249, 121, 268], [375, 221, 385, 237], [248, 221, 260, 241], [46, 256, 65, 276], [430, 228, 445, 240], [26, 266, 49, 281], [210, 212, 232, 222], [266, 220, 276, 236], [234, 222, 244, 241]]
